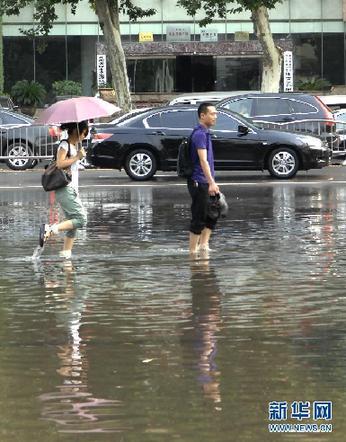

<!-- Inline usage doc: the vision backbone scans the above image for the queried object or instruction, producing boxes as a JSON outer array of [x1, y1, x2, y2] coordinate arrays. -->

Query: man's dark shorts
[[188, 179, 218, 235]]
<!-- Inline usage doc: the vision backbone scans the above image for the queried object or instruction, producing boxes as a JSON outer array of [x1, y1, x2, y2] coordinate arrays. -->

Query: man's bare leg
[[199, 227, 212, 251], [189, 232, 200, 254]]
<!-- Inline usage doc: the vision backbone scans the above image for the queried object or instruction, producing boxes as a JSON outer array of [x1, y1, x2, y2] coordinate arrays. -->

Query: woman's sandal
[[39, 224, 51, 247]]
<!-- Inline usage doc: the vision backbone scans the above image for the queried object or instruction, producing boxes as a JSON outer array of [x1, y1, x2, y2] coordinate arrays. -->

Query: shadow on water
[[1, 183, 346, 440]]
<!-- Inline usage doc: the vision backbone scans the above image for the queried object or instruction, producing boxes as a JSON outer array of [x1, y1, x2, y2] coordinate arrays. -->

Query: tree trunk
[[251, 6, 282, 93], [95, 0, 132, 112]]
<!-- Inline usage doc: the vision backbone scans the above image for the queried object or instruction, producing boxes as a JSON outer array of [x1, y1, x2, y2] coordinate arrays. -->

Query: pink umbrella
[[35, 96, 121, 125]]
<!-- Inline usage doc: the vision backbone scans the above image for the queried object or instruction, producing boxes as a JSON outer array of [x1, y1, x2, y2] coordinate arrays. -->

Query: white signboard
[[166, 25, 191, 42], [97, 54, 107, 87], [200, 29, 218, 42], [283, 51, 294, 92]]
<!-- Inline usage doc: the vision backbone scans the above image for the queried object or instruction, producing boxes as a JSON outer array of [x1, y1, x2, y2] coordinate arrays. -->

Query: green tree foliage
[[0, 1, 155, 36], [0, 1, 156, 110], [177, 0, 282, 25], [178, 0, 284, 92]]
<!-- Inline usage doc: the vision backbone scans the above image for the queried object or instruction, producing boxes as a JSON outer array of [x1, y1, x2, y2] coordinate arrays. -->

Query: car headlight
[[296, 136, 324, 150]]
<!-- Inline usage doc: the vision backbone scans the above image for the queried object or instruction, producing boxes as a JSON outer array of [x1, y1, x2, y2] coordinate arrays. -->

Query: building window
[[127, 58, 175, 93], [214, 57, 260, 91]]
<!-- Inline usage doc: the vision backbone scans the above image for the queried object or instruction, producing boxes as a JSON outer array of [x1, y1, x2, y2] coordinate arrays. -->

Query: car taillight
[[92, 133, 112, 141], [315, 96, 335, 128], [48, 126, 60, 137]]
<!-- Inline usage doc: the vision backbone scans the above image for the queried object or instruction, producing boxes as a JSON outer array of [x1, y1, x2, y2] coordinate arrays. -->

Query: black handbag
[[207, 192, 229, 220], [41, 141, 71, 192]]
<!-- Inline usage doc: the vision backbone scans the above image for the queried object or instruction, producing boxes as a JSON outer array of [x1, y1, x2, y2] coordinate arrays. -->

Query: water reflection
[[36, 262, 123, 433], [3, 182, 346, 440], [181, 254, 222, 408]]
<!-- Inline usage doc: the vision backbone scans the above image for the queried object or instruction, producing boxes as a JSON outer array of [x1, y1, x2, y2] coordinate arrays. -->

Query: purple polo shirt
[[190, 124, 215, 184]]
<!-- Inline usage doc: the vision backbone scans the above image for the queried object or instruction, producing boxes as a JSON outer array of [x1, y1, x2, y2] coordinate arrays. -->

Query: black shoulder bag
[[41, 140, 72, 192]]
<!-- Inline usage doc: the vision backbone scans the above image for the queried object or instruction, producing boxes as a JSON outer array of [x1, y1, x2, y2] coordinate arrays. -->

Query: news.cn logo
[[268, 401, 332, 433]]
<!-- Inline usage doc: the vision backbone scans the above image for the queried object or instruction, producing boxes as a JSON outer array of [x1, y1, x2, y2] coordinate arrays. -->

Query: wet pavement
[[1, 167, 346, 441]]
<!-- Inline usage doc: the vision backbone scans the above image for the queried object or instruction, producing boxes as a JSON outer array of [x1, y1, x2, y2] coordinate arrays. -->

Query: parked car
[[87, 105, 329, 180], [0, 109, 59, 170], [168, 91, 259, 106], [217, 92, 337, 151], [217, 92, 333, 122]]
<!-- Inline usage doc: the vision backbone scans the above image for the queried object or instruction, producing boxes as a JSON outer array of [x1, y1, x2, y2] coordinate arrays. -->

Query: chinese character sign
[[166, 25, 191, 42], [283, 51, 293, 92], [139, 32, 153, 42], [97, 54, 107, 87], [200, 29, 218, 42]]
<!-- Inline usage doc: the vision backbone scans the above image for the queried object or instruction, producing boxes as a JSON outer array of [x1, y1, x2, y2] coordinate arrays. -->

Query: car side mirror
[[238, 125, 249, 135]]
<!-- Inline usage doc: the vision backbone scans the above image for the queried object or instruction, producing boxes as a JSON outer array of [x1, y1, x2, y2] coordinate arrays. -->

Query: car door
[[144, 109, 198, 168], [211, 111, 262, 168]]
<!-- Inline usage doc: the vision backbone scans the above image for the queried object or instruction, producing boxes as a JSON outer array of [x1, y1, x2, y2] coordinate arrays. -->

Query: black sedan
[[88, 106, 330, 180], [0, 109, 59, 170]]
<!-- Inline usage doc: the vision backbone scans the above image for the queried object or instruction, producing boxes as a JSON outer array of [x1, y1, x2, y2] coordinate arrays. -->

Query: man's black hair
[[197, 102, 215, 118]]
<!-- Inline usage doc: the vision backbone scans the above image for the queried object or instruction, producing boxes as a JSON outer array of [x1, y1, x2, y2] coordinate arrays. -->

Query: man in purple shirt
[[188, 102, 220, 254]]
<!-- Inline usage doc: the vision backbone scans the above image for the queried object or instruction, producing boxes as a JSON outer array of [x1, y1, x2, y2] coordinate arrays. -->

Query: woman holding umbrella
[[36, 97, 120, 259], [39, 120, 89, 259]]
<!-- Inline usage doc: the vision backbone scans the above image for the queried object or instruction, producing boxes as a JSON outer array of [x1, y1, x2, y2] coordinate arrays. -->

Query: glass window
[[127, 59, 175, 93], [160, 110, 196, 128], [323, 34, 344, 85], [253, 98, 292, 116], [289, 100, 317, 115], [4, 36, 82, 101], [214, 57, 260, 91], [222, 98, 253, 118], [146, 110, 196, 128], [145, 113, 162, 128], [294, 34, 345, 87], [213, 112, 239, 131]]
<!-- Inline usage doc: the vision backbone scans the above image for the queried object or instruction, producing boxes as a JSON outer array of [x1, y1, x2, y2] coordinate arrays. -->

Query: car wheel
[[268, 147, 299, 179], [124, 149, 157, 180], [5, 142, 35, 170]]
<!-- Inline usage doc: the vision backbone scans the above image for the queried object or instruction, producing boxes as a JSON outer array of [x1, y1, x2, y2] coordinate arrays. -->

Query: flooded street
[[1, 176, 346, 441]]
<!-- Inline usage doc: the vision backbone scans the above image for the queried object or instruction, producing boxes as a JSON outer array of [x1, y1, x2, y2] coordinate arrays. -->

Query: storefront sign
[[97, 54, 107, 87], [283, 51, 294, 92], [139, 32, 154, 42], [200, 29, 218, 42], [166, 25, 191, 42], [235, 32, 250, 42]]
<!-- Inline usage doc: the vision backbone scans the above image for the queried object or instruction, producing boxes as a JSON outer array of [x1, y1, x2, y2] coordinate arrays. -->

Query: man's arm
[[197, 148, 219, 195]]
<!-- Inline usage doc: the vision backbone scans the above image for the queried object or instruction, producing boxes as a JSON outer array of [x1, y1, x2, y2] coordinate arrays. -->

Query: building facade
[[2, 0, 346, 98]]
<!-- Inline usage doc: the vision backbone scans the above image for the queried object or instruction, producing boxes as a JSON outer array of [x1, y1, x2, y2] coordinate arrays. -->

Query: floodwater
[[1, 182, 346, 441]]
